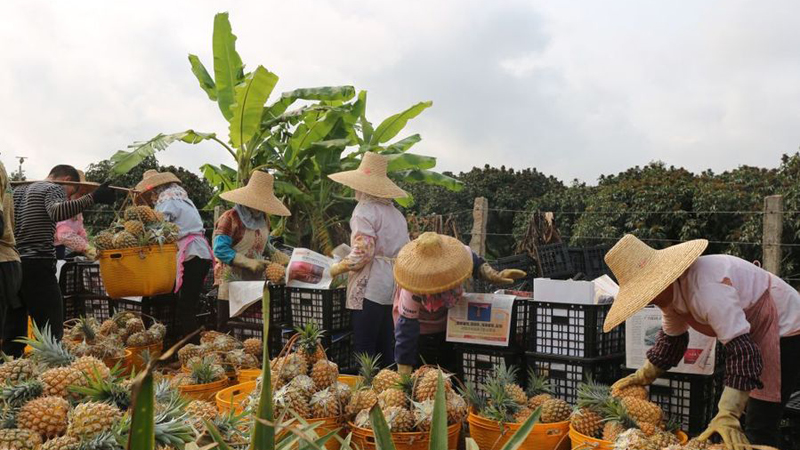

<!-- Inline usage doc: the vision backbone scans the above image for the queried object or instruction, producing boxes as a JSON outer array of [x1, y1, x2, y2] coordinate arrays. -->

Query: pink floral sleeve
[[341, 234, 376, 271], [57, 229, 89, 253]]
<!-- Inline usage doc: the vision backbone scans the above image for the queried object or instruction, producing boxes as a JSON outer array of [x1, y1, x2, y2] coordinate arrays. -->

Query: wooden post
[[214, 205, 222, 225], [762, 195, 783, 275], [469, 197, 489, 257]]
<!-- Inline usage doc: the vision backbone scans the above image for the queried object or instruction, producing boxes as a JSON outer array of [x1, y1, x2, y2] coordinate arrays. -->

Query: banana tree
[[109, 12, 461, 254]]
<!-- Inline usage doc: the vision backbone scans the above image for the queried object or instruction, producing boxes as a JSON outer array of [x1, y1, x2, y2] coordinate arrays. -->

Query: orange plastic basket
[[349, 421, 461, 450], [179, 377, 230, 401], [104, 349, 132, 371], [337, 375, 361, 389], [24, 317, 33, 354], [468, 411, 570, 450], [124, 342, 163, 374], [568, 424, 688, 450], [98, 244, 177, 297], [216, 381, 256, 414], [238, 369, 262, 384]]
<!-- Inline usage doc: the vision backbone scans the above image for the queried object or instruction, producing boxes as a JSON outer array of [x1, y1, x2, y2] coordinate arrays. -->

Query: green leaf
[[385, 134, 421, 154], [274, 180, 306, 198], [368, 405, 397, 450], [212, 12, 245, 121], [289, 112, 339, 155], [229, 66, 279, 148], [126, 374, 155, 450], [386, 153, 436, 172], [200, 164, 237, 192], [394, 192, 414, 208], [499, 407, 540, 450], [370, 101, 432, 145], [110, 131, 215, 175], [187, 54, 217, 101], [252, 286, 275, 450], [282, 86, 355, 102], [429, 371, 448, 450], [202, 420, 235, 450], [394, 169, 463, 191]]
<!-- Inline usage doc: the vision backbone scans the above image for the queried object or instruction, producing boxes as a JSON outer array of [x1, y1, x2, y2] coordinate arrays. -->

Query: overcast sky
[[1, 1, 799, 183]]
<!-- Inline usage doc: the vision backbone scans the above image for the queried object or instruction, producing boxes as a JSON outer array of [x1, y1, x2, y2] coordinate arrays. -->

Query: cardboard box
[[625, 306, 717, 375], [533, 278, 614, 305]]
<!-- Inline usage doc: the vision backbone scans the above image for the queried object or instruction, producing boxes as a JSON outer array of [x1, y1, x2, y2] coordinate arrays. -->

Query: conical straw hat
[[74, 170, 100, 196], [603, 234, 708, 332], [220, 171, 291, 216], [394, 232, 473, 295], [328, 152, 407, 199], [135, 169, 181, 192]]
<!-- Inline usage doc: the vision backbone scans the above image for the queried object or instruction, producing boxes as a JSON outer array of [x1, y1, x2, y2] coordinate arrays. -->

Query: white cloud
[[0, 0, 798, 184]]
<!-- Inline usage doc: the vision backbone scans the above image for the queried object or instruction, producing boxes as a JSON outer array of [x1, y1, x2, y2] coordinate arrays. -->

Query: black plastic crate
[[525, 353, 624, 405], [280, 329, 356, 373], [787, 391, 800, 418], [472, 254, 535, 293], [230, 285, 290, 325], [528, 301, 625, 358], [63, 296, 113, 322], [568, 248, 587, 278], [418, 334, 458, 374], [113, 295, 177, 345], [288, 287, 350, 332], [456, 345, 525, 398], [227, 321, 284, 359], [583, 246, 612, 279], [623, 368, 723, 436], [535, 243, 573, 279], [59, 262, 108, 298]]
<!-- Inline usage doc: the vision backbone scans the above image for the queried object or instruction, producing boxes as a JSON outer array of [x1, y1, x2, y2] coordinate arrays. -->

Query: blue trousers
[[352, 299, 395, 368]]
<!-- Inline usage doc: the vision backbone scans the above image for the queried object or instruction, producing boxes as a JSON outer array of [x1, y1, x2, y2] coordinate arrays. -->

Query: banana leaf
[[110, 131, 215, 175], [385, 134, 421, 154], [212, 12, 245, 121], [386, 153, 436, 172], [394, 169, 463, 191], [188, 54, 217, 101], [370, 101, 432, 145], [229, 66, 279, 148]]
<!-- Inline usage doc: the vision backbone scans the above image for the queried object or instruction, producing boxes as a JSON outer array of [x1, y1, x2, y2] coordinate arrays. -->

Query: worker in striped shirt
[[2, 165, 114, 356]]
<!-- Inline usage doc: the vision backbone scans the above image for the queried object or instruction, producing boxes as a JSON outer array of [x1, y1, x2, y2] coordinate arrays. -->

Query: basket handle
[[108, 252, 124, 260]]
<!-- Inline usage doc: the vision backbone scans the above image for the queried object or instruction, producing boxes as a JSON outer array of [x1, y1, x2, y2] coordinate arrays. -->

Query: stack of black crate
[[226, 284, 291, 360], [59, 261, 114, 322]]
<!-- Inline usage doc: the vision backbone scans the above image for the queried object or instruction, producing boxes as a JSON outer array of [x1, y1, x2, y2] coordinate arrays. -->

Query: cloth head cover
[[136, 169, 182, 193], [234, 203, 267, 230], [219, 171, 291, 216], [328, 152, 407, 199], [154, 183, 189, 204], [394, 232, 473, 295], [603, 234, 708, 332]]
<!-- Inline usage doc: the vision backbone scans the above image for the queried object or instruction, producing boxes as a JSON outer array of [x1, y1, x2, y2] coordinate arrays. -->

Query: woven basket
[[124, 342, 163, 374], [468, 411, 569, 450], [216, 381, 256, 414], [98, 244, 177, 297], [568, 424, 688, 450], [179, 377, 230, 401], [349, 422, 461, 450]]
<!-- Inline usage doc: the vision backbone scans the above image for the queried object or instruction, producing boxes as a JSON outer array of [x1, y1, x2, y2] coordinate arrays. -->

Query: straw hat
[[394, 232, 473, 295], [74, 170, 100, 196], [220, 171, 291, 216], [603, 234, 708, 332], [328, 152, 407, 199], [135, 169, 181, 193]]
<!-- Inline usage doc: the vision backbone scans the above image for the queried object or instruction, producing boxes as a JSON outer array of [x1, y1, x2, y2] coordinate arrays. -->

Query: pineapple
[[526, 367, 554, 410], [149, 323, 167, 341], [270, 249, 291, 267], [621, 397, 663, 426], [42, 435, 80, 450], [274, 385, 310, 418], [571, 408, 604, 438], [412, 399, 435, 431], [600, 396, 638, 441], [127, 332, 149, 347], [212, 335, 240, 353], [188, 356, 226, 385], [275, 353, 308, 381], [177, 344, 204, 367], [540, 398, 571, 423], [611, 384, 649, 400], [497, 363, 526, 405], [123, 220, 146, 237], [649, 430, 680, 448], [310, 388, 341, 418], [373, 368, 401, 394], [0, 429, 42, 449], [186, 400, 218, 426], [612, 429, 658, 450], [200, 330, 226, 346], [97, 319, 118, 336], [94, 231, 114, 251], [1, 379, 44, 408], [446, 392, 468, 424], [414, 368, 452, 402], [42, 366, 86, 399], [70, 356, 111, 382], [243, 338, 262, 357], [346, 387, 378, 417], [288, 375, 316, 399], [125, 318, 145, 335], [378, 387, 408, 409], [513, 407, 534, 423], [334, 382, 352, 406], [125, 205, 157, 223], [226, 350, 258, 369], [310, 359, 339, 391], [66, 401, 121, 438], [603, 421, 626, 442], [265, 263, 286, 284], [0, 359, 37, 385], [385, 406, 415, 432], [112, 231, 139, 249], [295, 323, 326, 367], [354, 409, 372, 429], [17, 395, 70, 439]]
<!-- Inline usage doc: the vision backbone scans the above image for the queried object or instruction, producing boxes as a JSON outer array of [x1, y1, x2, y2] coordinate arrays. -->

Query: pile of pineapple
[[65, 312, 166, 356], [463, 363, 572, 425], [94, 205, 180, 251], [570, 378, 685, 449], [173, 331, 263, 388], [345, 355, 468, 433], [0, 323, 212, 450]]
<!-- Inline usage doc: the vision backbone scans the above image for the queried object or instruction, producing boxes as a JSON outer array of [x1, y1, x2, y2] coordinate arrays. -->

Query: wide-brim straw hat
[[394, 232, 473, 295], [220, 171, 291, 216], [74, 170, 100, 196], [328, 152, 407, 199], [135, 169, 181, 193], [603, 234, 708, 332]]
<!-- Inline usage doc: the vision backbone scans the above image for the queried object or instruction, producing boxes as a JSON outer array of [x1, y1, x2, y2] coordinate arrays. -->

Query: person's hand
[[232, 254, 269, 273], [330, 262, 349, 278], [398, 364, 413, 376], [90, 181, 116, 205], [84, 246, 98, 261], [480, 263, 527, 285], [698, 387, 751, 449], [611, 359, 663, 391]]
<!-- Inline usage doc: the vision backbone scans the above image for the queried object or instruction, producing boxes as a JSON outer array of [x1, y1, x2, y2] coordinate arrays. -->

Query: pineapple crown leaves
[[153, 412, 195, 448], [525, 367, 554, 397], [396, 373, 415, 397], [15, 320, 76, 367], [575, 377, 612, 413], [484, 377, 521, 422], [355, 352, 380, 387], [1, 379, 44, 408], [77, 316, 97, 343], [459, 381, 486, 412], [189, 356, 225, 385], [71, 372, 131, 410], [600, 396, 638, 430], [295, 322, 325, 353], [495, 361, 520, 386]]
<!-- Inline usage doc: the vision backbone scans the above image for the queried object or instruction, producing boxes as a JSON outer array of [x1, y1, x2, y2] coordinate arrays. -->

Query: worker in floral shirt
[[328, 153, 409, 365], [604, 235, 800, 450], [54, 171, 98, 260]]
